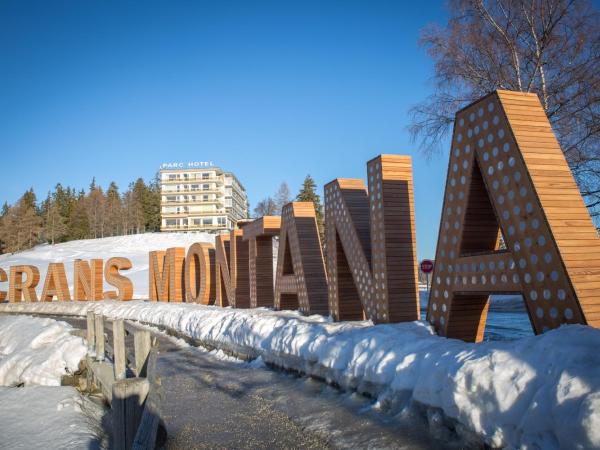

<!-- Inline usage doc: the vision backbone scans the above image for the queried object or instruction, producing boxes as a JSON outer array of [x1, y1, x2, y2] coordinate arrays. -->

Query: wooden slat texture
[[242, 216, 281, 308], [184, 242, 216, 304], [215, 230, 250, 308], [74, 259, 104, 301], [8, 265, 40, 302], [324, 155, 420, 323], [148, 248, 184, 302], [427, 89, 600, 342], [104, 257, 134, 301], [0, 268, 6, 301], [274, 202, 328, 315], [41, 262, 71, 301]]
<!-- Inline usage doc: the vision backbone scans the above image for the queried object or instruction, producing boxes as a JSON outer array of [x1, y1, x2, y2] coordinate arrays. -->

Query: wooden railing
[[86, 312, 155, 450]]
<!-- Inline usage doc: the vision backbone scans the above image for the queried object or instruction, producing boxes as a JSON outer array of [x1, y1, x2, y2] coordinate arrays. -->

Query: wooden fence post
[[113, 378, 150, 450], [86, 311, 95, 353], [134, 330, 151, 378], [94, 314, 105, 361], [113, 318, 126, 380]]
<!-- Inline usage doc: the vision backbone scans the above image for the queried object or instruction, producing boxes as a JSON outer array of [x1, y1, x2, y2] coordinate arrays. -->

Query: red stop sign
[[420, 259, 434, 274]]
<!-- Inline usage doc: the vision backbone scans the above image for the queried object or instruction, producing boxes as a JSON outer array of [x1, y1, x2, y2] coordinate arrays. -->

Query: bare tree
[[274, 182, 291, 214], [410, 0, 600, 217], [253, 197, 278, 217]]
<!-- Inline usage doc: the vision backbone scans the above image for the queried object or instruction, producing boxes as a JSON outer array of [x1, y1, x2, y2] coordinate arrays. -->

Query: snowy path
[[58, 315, 451, 449]]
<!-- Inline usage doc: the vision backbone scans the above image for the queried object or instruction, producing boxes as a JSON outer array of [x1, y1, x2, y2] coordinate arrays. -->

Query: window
[[202, 218, 213, 226], [166, 219, 177, 226], [203, 184, 210, 190], [202, 173, 210, 180], [203, 195, 209, 201], [166, 196, 176, 202], [217, 217, 226, 226], [168, 175, 177, 180], [193, 219, 202, 225], [191, 184, 199, 191]]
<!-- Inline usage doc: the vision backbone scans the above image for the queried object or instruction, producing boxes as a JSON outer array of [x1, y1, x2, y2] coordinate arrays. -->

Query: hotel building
[[160, 162, 249, 232]]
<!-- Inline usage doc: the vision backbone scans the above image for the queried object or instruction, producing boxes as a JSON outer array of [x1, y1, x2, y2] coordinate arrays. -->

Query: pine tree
[[296, 175, 324, 235], [105, 182, 122, 236], [144, 174, 161, 232], [69, 190, 90, 240], [42, 191, 68, 245]]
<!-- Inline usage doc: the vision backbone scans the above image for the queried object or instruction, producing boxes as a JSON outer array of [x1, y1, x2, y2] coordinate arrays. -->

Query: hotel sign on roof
[[160, 161, 214, 170]]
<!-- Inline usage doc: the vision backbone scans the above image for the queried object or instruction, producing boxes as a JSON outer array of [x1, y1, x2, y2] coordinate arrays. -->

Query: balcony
[[161, 224, 229, 232], [161, 211, 225, 217], [160, 177, 222, 184], [161, 188, 221, 194], [161, 199, 223, 206]]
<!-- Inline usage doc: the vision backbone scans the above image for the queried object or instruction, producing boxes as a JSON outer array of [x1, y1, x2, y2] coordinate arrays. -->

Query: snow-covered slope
[[0, 233, 214, 299], [3, 300, 600, 449], [0, 315, 87, 386], [0, 386, 108, 449]]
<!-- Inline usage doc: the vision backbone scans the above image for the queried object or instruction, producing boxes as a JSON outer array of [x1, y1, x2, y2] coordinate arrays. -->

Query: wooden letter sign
[[149, 248, 185, 302], [104, 257, 134, 301], [74, 259, 104, 301], [427, 90, 600, 342], [9, 265, 40, 302], [242, 216, 281, 308], [215, 230, 250, 307], [324, 155, 419, 323], [184, 242, 215, 304], [275, 202, 328, 315], [41, 262, 71, 301], [0, 268, 7, 301]]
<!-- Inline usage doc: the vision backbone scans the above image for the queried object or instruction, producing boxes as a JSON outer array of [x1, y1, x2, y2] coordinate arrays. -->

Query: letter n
[[275, 202, 328, 315], [215, 230, 250, 307], [74, 259, 104, 300], [427, 90, 600, 342], [324, 155, 419, 323]]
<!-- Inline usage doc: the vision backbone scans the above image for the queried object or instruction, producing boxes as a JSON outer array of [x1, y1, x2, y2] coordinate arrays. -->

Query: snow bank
[[0, 386, 107, 449], [2, 300, 599, 449], [0, 232, 214, 299], [0, 315, 87, 386]]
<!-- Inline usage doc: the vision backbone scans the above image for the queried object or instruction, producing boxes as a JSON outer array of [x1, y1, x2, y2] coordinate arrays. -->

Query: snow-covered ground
[[0, 386, 108, 449], [2, 299, 600, 449], [1, 234, 599, 448], [0, 315, 107, 449], [0, 232, 214, 299], [0, 315, 87, 386]]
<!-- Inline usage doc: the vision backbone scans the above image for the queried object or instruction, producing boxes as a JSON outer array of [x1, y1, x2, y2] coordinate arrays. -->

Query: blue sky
[[0, 0, 449, 259]]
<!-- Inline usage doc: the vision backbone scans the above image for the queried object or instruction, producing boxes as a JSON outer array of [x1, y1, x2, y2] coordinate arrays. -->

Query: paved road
[[61, 316, 456, 449]]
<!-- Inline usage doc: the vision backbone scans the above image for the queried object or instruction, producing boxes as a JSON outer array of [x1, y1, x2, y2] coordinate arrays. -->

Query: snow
[[2, 300, 600, 449], [0, 232, 214, 299], [1, 233, 599, 448], [0, 315, 87, 386], [0, 315, 106, 448], [0, 386, 108, 449]]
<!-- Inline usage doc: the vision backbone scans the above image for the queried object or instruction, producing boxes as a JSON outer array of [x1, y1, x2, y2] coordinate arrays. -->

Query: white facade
[[160, 165, 248, 233]]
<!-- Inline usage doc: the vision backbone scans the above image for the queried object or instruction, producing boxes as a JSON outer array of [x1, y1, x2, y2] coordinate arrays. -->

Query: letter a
[[324, 154, 419, 323], [275, 202, 328, 315], [427, 90, 600, 342]]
